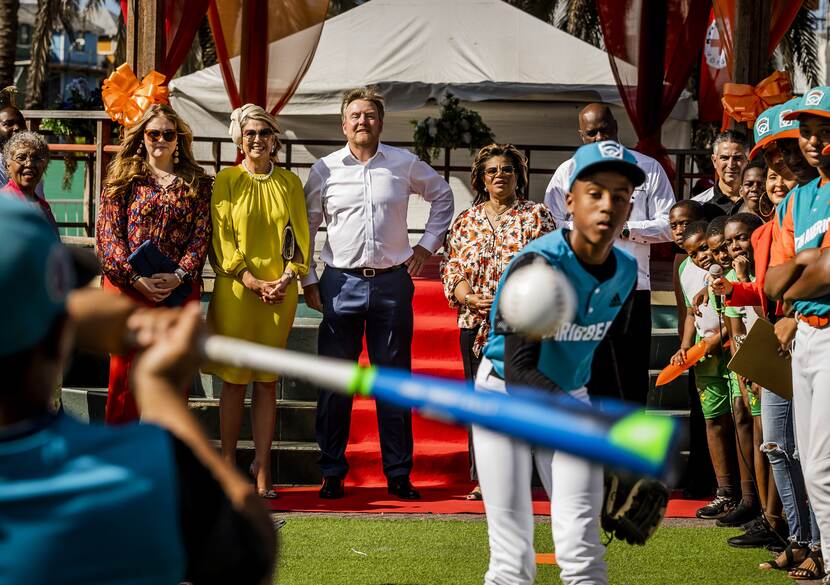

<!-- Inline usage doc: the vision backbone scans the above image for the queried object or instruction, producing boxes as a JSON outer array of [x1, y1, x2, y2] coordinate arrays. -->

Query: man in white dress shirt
[[303, 87, 454, 500], [544, 103, 674, 404]]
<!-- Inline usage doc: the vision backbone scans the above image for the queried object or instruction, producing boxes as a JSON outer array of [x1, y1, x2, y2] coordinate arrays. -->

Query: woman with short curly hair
[[440, 143, 555, 499], [0, 131, 57, 233], [96, 103, 213, 424]]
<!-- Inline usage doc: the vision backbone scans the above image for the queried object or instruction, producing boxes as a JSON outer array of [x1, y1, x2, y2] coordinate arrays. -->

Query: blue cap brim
[[569, 160, 647, 191]]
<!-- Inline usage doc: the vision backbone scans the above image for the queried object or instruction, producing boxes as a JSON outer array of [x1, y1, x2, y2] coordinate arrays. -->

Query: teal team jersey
[[790, 178, 830, 317], [483, 229, 637, 392]]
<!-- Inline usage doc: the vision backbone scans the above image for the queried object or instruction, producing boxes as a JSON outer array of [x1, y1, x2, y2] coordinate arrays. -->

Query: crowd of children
[[668, 88, 830, 580]]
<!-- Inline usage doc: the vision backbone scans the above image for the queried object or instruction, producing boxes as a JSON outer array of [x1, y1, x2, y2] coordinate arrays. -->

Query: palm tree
[[25, 0, 109, 108], [0, 0, 20, 89], [780, 3, 821, 88]]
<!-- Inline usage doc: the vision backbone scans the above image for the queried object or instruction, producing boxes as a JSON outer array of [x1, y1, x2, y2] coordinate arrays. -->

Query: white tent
[[170, 0, 694, 204]]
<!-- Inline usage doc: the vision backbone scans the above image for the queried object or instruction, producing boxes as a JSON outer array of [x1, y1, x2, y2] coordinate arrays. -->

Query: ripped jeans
[[761, 387, 820, 547]]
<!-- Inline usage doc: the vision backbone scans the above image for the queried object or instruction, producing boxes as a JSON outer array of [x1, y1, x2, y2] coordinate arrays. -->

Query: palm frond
[[555, 0, 602, 48], [25, 0, 60, 108], [780, 4, 821, 88]]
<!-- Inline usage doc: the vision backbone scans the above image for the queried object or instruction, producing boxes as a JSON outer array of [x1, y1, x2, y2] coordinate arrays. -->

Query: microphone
[[708, 264, 724, 312]]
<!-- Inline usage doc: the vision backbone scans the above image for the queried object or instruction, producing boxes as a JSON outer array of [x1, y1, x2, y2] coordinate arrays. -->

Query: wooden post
[[732, 0, 771, 85], [125, 0, 164, 76]]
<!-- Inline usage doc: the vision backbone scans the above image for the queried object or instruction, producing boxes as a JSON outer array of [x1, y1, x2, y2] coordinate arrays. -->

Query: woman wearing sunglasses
[[205, 103, 310, 499], [440, 143, 555, 500], [96, 103, 212, 424]]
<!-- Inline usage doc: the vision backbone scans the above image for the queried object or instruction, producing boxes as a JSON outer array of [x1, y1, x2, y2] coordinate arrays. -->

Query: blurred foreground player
[[473, 141, 643, 585], [0, 197, 274, 585]]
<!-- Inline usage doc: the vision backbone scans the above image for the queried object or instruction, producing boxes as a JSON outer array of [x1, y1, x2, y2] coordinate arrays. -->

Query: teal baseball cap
[[749, 100, 801, 159], [0, 196, 76, 357], [569, 140, 646, 190], [782, 86, 830, 121]]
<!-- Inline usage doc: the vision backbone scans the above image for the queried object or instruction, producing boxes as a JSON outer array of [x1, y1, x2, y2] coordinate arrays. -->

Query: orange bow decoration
[[102, 64, 169, 128], [720, 71, 792, 131]]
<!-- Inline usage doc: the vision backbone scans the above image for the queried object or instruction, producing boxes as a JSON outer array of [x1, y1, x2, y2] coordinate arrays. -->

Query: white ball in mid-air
[[498, 260, 576, 339]]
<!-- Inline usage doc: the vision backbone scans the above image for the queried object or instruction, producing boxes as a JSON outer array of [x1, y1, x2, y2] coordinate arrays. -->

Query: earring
[[136, 142, 143, 156], [173, 145, 179, 165]]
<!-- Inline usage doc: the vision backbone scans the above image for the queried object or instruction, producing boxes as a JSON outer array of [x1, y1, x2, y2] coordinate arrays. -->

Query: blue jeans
[[761, 388, 820, 547], [315, 266, 415, 480]]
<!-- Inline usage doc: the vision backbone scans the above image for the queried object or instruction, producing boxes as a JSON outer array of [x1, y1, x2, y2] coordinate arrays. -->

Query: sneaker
[[696, 493, 738, 519], [715, 500, 760, 527], [728, 518, 786, 549]]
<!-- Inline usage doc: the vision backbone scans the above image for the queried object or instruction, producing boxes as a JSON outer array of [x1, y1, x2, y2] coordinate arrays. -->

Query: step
[[189, 398, 315, 442], [213, 440, 322, 486], [647, 369, 691, 410]]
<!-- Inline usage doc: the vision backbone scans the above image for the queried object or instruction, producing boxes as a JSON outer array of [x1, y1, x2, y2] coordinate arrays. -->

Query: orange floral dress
[[440, 200, 556, 356]]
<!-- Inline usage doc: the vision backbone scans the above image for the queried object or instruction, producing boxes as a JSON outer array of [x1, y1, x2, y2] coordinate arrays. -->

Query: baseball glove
[[601, 472, 669, 545]]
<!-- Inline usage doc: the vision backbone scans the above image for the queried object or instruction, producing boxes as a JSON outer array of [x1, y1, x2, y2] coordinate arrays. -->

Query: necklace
[[243, 160, 274, 181], [486, 199, 517, 219], [151, 169, 177, 187]]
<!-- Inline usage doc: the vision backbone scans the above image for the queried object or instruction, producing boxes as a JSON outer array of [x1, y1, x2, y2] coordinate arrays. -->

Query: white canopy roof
[[170, 0, 641, 121]]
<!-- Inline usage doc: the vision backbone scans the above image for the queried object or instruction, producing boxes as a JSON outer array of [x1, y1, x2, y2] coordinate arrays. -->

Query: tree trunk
[[25, 0, 59, 108], [0, 0, 20, 89]]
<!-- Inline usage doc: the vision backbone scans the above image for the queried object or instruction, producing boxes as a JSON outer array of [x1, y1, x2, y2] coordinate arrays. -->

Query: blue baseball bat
[[202, 336, 682, 479]]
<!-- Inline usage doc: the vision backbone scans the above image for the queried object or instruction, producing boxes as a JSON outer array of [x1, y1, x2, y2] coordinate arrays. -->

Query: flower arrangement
[[411, 94, 495, 163]]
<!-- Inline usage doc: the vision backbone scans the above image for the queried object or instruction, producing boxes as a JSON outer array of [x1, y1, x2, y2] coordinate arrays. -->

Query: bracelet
[[283, 268, 297, 280], [464, 292, 473, 306], [130, 273, 141, 284]]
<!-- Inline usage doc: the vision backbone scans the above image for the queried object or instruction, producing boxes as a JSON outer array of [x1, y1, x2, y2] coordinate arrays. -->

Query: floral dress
[[440, 199, 556, 356]]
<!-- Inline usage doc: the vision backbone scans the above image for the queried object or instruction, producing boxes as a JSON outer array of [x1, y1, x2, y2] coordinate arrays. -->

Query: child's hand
[[670, 346, 690, 366], [691, 287, 708, 316], [733, 256, 750, 281], [710, 277, 733, 298]]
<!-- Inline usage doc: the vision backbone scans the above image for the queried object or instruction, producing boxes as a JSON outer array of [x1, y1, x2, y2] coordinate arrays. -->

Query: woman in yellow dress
[[206, 104, 310, 498]]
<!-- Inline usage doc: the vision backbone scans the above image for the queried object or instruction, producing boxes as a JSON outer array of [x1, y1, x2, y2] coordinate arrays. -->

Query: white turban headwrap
[[229, 103, 280, 146]]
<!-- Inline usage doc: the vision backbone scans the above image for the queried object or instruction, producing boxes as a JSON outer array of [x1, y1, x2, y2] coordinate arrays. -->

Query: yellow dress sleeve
[[283, 172, 311, 277], [209, 169, 249, 278]]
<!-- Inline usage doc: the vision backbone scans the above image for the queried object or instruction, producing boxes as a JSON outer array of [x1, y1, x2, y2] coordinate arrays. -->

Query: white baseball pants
[[792, 321, 830, 570], [473, 358, 608, 585]]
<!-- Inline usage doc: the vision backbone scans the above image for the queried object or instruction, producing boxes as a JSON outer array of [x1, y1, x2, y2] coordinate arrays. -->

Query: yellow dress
[[204, 164, 310, 384]]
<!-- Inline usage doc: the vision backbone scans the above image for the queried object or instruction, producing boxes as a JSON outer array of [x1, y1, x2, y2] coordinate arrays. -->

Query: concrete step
[[647, 369, 691, 410], [190, 398, 315, 442], [212, 440, 322, 486]]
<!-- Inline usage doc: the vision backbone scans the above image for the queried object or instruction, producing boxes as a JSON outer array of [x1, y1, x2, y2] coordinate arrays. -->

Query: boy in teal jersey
[[0, 198, 275, 585], [766, 86, 830, 578], [672, 220, 738, 520], [474, 140, 642, 585]]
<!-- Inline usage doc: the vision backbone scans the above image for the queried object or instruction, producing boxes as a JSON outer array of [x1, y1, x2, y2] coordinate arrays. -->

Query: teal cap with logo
[[0, 196, 75, 357], [782, 86, 830, 121], [569, 140, 646, 191], [750, 99, 801, 159]]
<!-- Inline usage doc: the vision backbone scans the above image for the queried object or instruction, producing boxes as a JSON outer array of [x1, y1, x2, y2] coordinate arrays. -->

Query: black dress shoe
[[727, 518, 786, 549], [716, 500, 760, 527], [387, 476, 421, 500], [319, 476, 344, 499]]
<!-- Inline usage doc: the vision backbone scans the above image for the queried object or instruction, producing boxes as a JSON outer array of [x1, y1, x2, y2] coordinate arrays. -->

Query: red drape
[[207, 0, 329, 115], [700, 0, 803, 123], [596, 0, 711, 178], [119, 0, 210, 81]]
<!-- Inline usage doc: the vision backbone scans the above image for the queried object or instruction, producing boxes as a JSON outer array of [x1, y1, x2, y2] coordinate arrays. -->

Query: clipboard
[[727, 318, 793, 400]]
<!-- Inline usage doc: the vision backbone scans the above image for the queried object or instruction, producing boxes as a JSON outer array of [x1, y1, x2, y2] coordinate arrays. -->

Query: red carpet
[[345, 258, 470, 488], [268, 486, 706, 518]]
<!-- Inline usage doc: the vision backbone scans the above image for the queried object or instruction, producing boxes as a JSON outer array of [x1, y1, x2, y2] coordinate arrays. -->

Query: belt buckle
[[362, 268, 376, 278]]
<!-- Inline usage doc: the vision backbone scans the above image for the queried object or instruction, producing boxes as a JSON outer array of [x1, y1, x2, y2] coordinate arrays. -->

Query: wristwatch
[[174, 268, 189, 283]]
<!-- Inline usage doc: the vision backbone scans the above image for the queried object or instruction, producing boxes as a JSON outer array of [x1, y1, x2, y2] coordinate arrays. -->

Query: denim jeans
[[761, 387, 820, 547]]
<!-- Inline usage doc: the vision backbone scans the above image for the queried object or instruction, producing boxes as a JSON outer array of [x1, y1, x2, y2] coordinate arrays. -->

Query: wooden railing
[[22, 110, 710, 242]]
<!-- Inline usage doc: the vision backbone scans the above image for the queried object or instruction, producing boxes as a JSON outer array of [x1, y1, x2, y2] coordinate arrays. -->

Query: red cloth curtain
[[119, 0, 210, 81], [207, 0, 329, 114], [701, 0, 803, 122], [596, 0, 711, 177], [712, 0, 803, 78]]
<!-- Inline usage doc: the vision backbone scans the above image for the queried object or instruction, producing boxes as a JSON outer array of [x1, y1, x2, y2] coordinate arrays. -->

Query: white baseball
[[498, 260, 576, 339]]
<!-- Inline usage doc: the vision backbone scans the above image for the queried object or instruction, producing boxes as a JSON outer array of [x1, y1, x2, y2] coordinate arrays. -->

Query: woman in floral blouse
[[441, 143, 555, 499], [96, 104, 212, 423]]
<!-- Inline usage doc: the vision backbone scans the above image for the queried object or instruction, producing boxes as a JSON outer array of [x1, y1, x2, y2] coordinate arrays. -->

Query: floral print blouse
[[440, 199, 556, 356], [96, 175, 213, 289]]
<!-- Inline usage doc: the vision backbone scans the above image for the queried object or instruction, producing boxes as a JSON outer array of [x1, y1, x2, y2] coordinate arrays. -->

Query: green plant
[[411, 94, 495, 163]]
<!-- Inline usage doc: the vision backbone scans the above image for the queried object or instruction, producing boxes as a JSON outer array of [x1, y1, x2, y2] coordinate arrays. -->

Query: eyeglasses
[[144, 129, 179, 142], [484, 165, 515, 177], [243, 128, 275, 141], [580, 127, 613, 138], [11, 153, 47, 165]]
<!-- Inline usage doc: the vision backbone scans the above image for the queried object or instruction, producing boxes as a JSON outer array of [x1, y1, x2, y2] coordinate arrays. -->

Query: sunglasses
[[580, 127, 613, 138], [243, 128, 275, 141], [484, 165, 515, 177], [11, 153, 47, 165], [144, 129, 179, 142]]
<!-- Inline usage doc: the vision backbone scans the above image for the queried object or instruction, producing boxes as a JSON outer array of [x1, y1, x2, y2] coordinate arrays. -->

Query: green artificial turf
[[276, 517, 796, 585]]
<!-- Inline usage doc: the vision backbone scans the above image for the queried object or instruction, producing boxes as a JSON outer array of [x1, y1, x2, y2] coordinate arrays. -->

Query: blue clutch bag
[[127, 240, 190, 307]]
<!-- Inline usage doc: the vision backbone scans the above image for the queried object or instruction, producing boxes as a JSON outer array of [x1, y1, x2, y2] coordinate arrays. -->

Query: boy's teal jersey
[[482, 229, 637, 392], [790, 178, 830, 317]]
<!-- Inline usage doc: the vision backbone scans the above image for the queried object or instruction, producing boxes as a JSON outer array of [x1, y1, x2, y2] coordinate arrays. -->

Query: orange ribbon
[[102, 64, 169, 128], [720, 70, 792, 131]]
